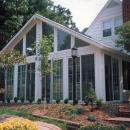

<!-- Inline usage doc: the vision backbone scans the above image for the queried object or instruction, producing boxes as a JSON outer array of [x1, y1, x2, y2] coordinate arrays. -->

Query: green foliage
[[80, 123, 126, 130], [116, 21, 130, 52], [6, 97, 10, 103], [61, 107, 84, 116], [20, 97, 25, 103], [56, 99, 60, 104], [0, 0, 77, 50], [84, 97, 89, 105], [96, 99, 103, 108], [64, 98, 69, 104], [87, 115, 96, 122], [73, 99, 78, 105], [37, 98, 41, 104], [14, 97, 18, 103]]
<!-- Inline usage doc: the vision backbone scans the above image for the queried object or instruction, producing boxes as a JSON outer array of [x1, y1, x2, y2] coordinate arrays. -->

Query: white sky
[[53, 0, 108, 31]]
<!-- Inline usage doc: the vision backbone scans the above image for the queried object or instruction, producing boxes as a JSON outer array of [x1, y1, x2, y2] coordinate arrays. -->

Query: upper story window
[[26, 25, 36, 56], [114, 17, 122, 30], [14, 39, 23, 54], [57, 30, 71, 51], [103, 20, 112, 37], [75, 38, 89, 48]]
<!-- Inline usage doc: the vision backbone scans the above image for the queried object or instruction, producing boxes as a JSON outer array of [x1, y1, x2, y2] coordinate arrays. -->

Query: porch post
[[35, 20, 42, 102], [95, 50, 106, 101]]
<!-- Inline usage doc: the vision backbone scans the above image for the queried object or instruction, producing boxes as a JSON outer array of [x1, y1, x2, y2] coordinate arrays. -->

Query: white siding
[[86, 1, 122, 47]]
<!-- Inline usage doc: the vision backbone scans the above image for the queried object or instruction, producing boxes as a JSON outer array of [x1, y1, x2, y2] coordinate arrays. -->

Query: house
[[0, 0, 130, 102]]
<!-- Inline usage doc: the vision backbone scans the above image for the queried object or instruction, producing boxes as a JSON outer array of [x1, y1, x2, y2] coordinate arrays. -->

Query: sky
[[53, 0, 108, 31]]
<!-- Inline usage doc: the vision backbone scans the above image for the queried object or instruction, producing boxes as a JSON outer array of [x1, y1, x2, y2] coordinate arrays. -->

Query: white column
[[63, 57, 69, 100], [23, 35, 26, 55], [35, 21, 42, 102], [13, 65, 18, 98], [71, 36, 75, 48], [119, 58, 123, 101], [54, 28, 58, 52], [95, 50, 106, 101]]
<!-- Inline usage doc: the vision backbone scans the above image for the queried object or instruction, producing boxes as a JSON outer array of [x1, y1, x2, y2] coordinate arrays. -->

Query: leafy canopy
[[116, 21, 130, 52]]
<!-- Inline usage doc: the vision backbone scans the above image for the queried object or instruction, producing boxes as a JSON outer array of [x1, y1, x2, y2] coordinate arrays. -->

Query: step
[[107, 117, 130, 123]]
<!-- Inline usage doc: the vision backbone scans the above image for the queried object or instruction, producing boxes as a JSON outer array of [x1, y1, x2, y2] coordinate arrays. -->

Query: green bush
[[64, 98, 69, 104], [96, 99, 103, 108], [80, 123, 126, 130], [20, 97, 25, 103], [37, 98, 41, 104], [14, 97, 18, 103], [84, 96, 89, 105], [73, 99, 78, 105], [56, 99, 60, 104], [87, 115, 96, 122], [6, 97, 10, 103]]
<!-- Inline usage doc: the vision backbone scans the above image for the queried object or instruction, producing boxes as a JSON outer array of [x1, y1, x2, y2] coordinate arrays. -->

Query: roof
[[0, 14, 125, 55]]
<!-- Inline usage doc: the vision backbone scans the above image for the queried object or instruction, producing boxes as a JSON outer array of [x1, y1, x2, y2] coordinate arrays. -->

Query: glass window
[[75, 38, 89, 48], [57, 30, 71, 51], [42, 23, 54, 52], [53, 60, 63, 100], [26, 25, 36, 56], [6, 67, 14, 100], [122, 61, 130, 90], [114, 17, 122, 30], [81, 54, 95, 99], [103, 21, 112, 37], [104, 55, 120, 101], [26, 63, 35, 101], [68, 57, 80, 100], [18, 65, 26, 99], [14, 39, 23, 54]]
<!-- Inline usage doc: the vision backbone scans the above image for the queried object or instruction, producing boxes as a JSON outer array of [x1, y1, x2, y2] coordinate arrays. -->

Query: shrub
[[56, 99, 60, 104], [96, 99, 103, 108], [14, 97, 18, 103], [64, 98, 69, 104], [0, 119, 38, 130], [73, 99, 78, 105], [20, 97, 25, 103], [80, 123, 126, 130], [37, 98, 41, 104], [87, 115, 96, 122], [6, 97, 10, 103], [29, 98, 33, 104], [84, 96, 89, 105]]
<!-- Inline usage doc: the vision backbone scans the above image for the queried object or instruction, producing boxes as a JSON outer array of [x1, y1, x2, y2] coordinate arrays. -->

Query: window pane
[[26, 63, 35, 101], [26, 25, 36, 56], [103, 21, 112, 37], [57, 30, 71, 51], [68, 57, 80, 100], [14, 39, 23, 54], [81, 54, 95, 99], [53, 60, 63, 100], [75, 38, 89, 48], [6, 67, 14, 100], [114, 17, 122, 28]]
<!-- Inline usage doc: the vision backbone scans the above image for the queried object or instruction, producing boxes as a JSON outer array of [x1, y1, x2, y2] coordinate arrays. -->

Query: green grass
[[0, 107, 67, 130]]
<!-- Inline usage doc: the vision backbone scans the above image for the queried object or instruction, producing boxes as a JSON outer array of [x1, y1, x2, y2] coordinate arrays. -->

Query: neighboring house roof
[[0, 14, 126, 56]]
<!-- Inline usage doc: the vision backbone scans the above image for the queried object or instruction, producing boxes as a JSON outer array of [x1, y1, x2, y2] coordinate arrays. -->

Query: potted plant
[[14, 97, 18, 103], [6, 97, 10, 103], [64, 98, 69, 104], [37, 98, 41, 104]]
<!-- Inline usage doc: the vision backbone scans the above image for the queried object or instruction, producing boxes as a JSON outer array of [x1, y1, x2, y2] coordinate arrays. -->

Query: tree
[[0, 0, 78, 50], [116, 21, 130, 52]]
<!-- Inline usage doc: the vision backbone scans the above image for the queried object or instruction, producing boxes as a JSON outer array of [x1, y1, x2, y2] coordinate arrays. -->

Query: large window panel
[[68, 57, 80, 100], [14, 39, 23, 54], [26, 63, 35, 101], [6, 67, 14, 100], [57, 30, 71, 51], [122, 61, 130, 90], [75, 38, 89, 48], [81, 54, 95, 99], [18, 65, 26, 99], [26, 25, 36, 56], [53, 60, 63, 100]]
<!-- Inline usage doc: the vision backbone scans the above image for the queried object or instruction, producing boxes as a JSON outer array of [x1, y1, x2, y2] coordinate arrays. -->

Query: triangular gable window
[[107, 0, 119, 8]]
